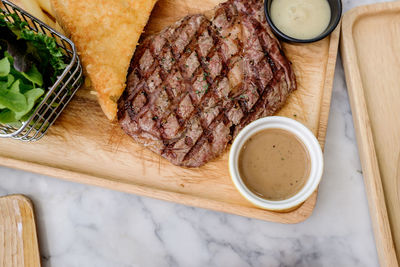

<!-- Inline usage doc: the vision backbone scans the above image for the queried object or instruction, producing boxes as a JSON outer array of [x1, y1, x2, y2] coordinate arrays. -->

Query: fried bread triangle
[[51, 0, 158, 120]]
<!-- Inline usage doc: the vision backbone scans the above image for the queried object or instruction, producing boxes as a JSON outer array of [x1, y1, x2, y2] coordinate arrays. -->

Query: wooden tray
[[0, 195, 41, 267], [0, 0, 340, 223], [341, 2, 400, 266]]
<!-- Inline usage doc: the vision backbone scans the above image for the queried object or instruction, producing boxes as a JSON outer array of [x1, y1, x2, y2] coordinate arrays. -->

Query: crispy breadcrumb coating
[[51, 0, 157, 120]]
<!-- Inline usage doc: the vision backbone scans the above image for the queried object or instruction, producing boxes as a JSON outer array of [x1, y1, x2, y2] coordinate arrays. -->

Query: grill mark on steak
[[118, 0, 296, 167]]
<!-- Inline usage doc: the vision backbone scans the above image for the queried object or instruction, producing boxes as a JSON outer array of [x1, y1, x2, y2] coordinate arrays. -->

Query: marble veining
[[0, 0, 392, 266]]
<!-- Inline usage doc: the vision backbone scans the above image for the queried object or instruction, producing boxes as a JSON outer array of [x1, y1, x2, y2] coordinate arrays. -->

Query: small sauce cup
[[264, 0, 342, 43], [229, 116, 324, 211]]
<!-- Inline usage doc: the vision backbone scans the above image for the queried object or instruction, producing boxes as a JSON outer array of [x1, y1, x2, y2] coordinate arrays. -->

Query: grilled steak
[[118, 0, 296, 167]]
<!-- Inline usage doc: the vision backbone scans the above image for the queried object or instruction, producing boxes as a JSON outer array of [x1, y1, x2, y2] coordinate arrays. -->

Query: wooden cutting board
[[0, 195, 41, 267], [0, 0, 340, 223], [341, 2, 400, 266]]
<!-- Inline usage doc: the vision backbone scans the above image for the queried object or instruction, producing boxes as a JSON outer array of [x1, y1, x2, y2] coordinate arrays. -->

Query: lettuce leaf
[[21, 64, 43, 86], [1, 13, 67, 84], [14, 87, 44, 119], [0, 109, 17, 123], [0, 82, 27, 112], [0, 56, 10, 76]]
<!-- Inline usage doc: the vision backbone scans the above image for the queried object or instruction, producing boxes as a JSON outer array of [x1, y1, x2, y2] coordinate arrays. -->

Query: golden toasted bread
[[36, 0, 53, 16], [7, 0, 55, 27], [51, 0, 158, 120]]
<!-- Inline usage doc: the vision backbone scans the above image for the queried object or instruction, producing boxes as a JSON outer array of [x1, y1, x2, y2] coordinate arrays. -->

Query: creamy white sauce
[[270, 0, 331, 40]]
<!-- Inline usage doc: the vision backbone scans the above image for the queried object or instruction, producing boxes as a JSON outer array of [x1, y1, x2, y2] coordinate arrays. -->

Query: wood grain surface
[[341, 2, 400, 266], [0, 195, 41, 267], [0, 0, 340, 223]]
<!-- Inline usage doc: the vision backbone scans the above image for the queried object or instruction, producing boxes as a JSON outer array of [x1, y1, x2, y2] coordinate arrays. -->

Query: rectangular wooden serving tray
[[341, 2, 400, 266], [0, 0, 340, 224], [0, 195, 41, 267]]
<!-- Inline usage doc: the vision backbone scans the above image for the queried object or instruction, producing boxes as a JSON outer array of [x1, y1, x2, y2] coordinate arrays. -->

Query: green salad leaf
[[0, 56, 10, 76], [21, 64, 43, 86], [0, 13, 67, 125], [0, 84, 26, 112], [1, 13, 67, 84], [0, 109, 17, 123], [6, 74, 15, 87], [15, 87, 44, 119]]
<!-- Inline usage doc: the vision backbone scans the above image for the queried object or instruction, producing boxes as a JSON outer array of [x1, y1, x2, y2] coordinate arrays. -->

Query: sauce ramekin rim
[[228, 116, 324, 211], [264, 0, 342, 43]]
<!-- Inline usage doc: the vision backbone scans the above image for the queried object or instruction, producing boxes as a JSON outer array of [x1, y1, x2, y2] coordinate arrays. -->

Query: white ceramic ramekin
[[229, 116, 324, 211]]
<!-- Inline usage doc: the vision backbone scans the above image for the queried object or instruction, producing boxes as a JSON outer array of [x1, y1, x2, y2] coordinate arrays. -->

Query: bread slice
[[51, 0, 158, 120], [7, 0, 56, 27], [36, 0, 53, 16]]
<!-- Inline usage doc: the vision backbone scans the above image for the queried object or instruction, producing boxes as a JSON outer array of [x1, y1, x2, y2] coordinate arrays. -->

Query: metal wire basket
[[0, 0, 83, 141]]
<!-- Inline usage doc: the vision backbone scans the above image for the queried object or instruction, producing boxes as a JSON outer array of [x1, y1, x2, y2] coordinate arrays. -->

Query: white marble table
[[0, 0, 389, 266]]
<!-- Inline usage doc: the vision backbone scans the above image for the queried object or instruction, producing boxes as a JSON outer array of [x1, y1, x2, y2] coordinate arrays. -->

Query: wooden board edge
[[293, 25, 342, 222], [19, 195, 41, 267], [317, 23, 341, 149], [0, 26, 341, 225], [0, 155, 318, 224], [340, 3, 399, 266], [0, 194, 41, 267]]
